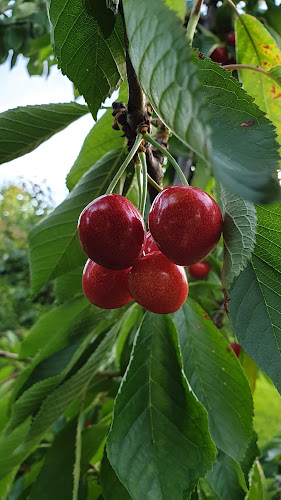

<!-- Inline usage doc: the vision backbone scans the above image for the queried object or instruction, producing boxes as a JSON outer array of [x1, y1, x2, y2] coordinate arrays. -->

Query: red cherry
[[82, 259, 132, 309], [84, 422, 92, 428], [227, 32, 235, 47], [128, 251, 188, 314], [188, 261, 211, 279], [78, 194, 146, 270], [144, 231, 159, 254], [149, 186, 222, 266], [230, 343, 242, 358], [211, 47, 228, 65]]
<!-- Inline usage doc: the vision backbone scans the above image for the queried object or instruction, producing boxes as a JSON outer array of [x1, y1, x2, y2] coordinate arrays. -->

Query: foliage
[[1, 0, 281, 499]]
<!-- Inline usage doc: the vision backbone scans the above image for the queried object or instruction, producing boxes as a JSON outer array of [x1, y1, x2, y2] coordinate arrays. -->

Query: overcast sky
[[0, 55, 95, 204]]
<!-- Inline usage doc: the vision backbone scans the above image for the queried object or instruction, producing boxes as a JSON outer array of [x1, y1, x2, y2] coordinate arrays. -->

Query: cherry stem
[[138, 152, 148, 217], [186, 0, 204, 46], [135, 160, 143, 210], [143, 133, 189, 186], [222, 63, 281, 87], [106, 133, 143, 194], [147, 174, 162, 193]]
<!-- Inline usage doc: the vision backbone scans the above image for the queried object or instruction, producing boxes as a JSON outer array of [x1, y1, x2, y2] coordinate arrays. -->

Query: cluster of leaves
[[0, 0, 52, 74], [0, 0, 281, 499]]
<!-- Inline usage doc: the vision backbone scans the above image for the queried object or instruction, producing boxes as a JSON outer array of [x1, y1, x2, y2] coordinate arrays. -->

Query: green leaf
[[47, 0, 126, 118], [22, 321, 120, 448], [101, 452, 132, 499], [221, 186, 257, 290], [229, 203, 281, 393], [107, 312, 216, 500], [253, 374, 281, 448], [0, 103, 88, 165], [81, 424, 109, 475], [123, 0, 212, 163], [164, 0, 186, 19], [30, 419, 77, 500], [236, 15, 281, 151], [115, 303, 143, 370], [29, 149, 125, 293], [0, 418, 31, 478], [174, 300, 254, 465], [194, 56, 280, 204], [82, 0, 116, 38], [246, 461, 266, 500], [66, 84, 127, 190], [55, 267, 84, 302], [206, 451, 245, 500]]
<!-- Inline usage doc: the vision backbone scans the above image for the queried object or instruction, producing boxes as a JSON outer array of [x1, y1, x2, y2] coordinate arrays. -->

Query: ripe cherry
[[144, 231, 159, 254], [78, 194, 146, 270], [188, 261, 211, 279], [149, 186, 223, 266], [128, 251, 188, 314], [230, 343, 242, 358], [82, 259, 132, 309], [227, 32, 235, 47], [211, 47, 228, 65]]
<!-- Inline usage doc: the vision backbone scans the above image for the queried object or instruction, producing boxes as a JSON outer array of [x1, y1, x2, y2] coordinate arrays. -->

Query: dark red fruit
[[149, 186, 223, 266], [144, 231, 159, 254], [82, 259, 132, 309], [128, 251, 188, 314], [78, 194, 146, 270], [188, 261, 211, 279], [230, 343, 242, 358], [211, 47, 228, 65], [227, 32, 235, 47]]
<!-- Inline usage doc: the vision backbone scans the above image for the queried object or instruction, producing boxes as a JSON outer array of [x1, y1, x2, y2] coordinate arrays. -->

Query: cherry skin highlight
[[144, 231, 159, 254], [82, 259, 132, 309], [230, 343, 242, 358], [78, 194, 146, 270], [188, 261, 211, 279], [211, 47, 228, 65], [149, 186, 223, 266], [128, 251, 188, 314]]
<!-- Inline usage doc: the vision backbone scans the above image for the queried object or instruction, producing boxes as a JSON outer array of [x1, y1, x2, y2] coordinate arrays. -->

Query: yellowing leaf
[[236, 15, 281, 150], [164, 0, 186, 19]]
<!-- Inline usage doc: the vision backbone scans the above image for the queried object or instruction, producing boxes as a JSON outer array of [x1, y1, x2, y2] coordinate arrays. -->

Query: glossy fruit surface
[[78, 194, 146, 270], [144, 231, 159, 254], [149, 186, 223, 266], [82, 259, 132, 309], [128, 251, 188, 314], [211, 47, 228, 64], [188, 261, 211, 279], [230, 343, 242, 358], [227, 32, 235, 46]]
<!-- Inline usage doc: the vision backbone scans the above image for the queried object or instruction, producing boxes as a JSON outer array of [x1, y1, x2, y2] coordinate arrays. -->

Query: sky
[[0, 55, 95, 204]]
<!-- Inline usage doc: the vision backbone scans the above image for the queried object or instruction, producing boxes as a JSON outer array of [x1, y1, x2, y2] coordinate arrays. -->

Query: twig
[[0, 350, 18, 360], [222, 64, 281, 87], [0, 372, 20, 387], [186, 0, 204, 46]]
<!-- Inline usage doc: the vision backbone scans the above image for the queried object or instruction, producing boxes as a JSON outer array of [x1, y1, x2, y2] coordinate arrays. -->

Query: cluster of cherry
[[78, 185, 223, 314]]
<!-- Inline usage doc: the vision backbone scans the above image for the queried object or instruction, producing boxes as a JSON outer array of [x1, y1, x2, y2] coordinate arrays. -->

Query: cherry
[[128, 251, 188, 314], [227, 32, 235, 47], [230, 343, 242, 358], [144, 231, 159, 254], [149, 186, 223, 266], [82, 259, 132, 309], [188, 261, 210, 279], [78, 194, 146, 270], [211, 47, 228, 65]]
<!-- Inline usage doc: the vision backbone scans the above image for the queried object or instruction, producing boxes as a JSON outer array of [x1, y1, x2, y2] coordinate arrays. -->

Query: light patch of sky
[[0, 54, 113, 205]]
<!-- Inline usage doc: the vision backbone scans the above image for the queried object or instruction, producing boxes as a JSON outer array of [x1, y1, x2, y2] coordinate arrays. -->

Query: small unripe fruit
[[227, 32, 235, 47], [78, 194, 146, 270], [211, 47, 228, 65], [128, 251, 189, 314], [82, 259, 132, 309], [144, 231, 159, 254], [230, 343, 242, 358], [188, 261, 211, 279], [149, 186, 222, 266]]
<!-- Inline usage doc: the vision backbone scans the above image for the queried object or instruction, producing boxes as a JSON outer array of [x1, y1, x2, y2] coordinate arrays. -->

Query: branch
[[222, 64, 281, 87], [0, 372, 20, 387], [0, 350, 32, 363]]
